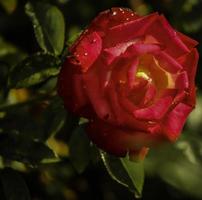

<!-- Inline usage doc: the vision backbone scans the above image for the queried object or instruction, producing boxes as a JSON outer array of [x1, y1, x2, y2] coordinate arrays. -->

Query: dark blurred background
[[0, 0, 202, 199]]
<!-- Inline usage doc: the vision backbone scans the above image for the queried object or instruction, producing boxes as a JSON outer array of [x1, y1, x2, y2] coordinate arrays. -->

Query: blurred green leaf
[[0, 62, 9, 101], [0, 168, 30, 200], [43, 97, 66, 140], [182, 15, 202, 33], [8, 53, 60, 88], [0, 36, 26, 65], [67, 26, 82, 46], [0, 63, 8, 87], [145, 134, 202, 199], [25, 2, 65, 55], [0, 131, 56, 164], [100, 152, 144, 198], [187, 94, 202, 131], [68, 126, 91, 173], [0, 0, 17, 14], [0, 112, 43, 141]]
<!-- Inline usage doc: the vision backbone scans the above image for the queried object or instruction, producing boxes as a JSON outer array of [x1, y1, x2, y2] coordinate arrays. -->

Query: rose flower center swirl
[[58, 7, 199, 159]]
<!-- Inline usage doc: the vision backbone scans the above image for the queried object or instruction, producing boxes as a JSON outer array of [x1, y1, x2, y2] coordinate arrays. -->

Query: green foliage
[[25, 2, 65, 56], [100, 152, 144, 198], [0, 0, 17, 13], [0, 168, 31, 200], [42, 97, 67, 140], [145, 134, 202, 198], [0, 36, 26, 66], [68, 125, 93, 173], [8, 53, 60, 88], [0, 131, 56, 165]]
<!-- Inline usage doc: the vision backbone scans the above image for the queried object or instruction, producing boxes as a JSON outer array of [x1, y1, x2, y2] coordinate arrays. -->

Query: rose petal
[[143, 84, 157, 105], [126, 43, 161, 56], [127, 58, 139, 88], [106, 13, 158, 47], [73, 74, 88, 107], [177, 49, 198, 105], [86, 119, 165, 156], [162, 103, 193, 141], [176, 31, 198, 49], [154, 51, 182, 73], [119, 94, 138, 113], [71, 32, 102, 72], [106, 81, 125, 124], [147, 15, 189, 58], [103, 40, 136, 65], [58, 60, 85, 112], [175, 71, 189, 89], [83, 68, 113, 121], [178, 48, 199, 86], [133, 96, 173, 120]]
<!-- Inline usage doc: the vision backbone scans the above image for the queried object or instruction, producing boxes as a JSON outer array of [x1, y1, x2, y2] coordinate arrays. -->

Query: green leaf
[[25, 2, 65, 55], [68, 126, 91, 173], [43, 97, 66, 140], [145, 134, 202, 199], [8, 53, 60, 88], [0, 131, 56, 164], [0, 168, 31, 200], [0, 0, 17, 14], [0, 111, 44, 141], [0, 36, 26, 65], [0, 62, 9, 101], [100, 152, 144, 198]]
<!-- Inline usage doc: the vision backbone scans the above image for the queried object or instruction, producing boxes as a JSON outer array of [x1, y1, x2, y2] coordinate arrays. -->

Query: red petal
[[147, 15, 189, 58], [58, 60, 86, 112], [127, 58, 139, 88], [177, 48, 198, 105], [71, 32, 102, 72], [143, 84, 157, 105], [106, 13, 158, 47], [178, 48, 199, 86], [73, 74, 88, 107], [106, 81, 126, 124], [126, 43, 161, 56], [133, 96, 173, 120], [175, 71, 189, 89], [176, 31, 198, 49], [119, 94, 138, 113], [155, 51, 182, 73], [82, 68, 113, 121], [86, 119, 165, 157], [103, 40, 136, 65], [162, 103, 193, 141]]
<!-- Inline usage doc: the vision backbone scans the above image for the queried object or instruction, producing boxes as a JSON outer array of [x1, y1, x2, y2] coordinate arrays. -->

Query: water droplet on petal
[[126, 18, 129, 21], [84, 52, 88, 56], [112, 11, 117, 16], [119, 8, 124, 13], [131, 13, 134, 16]]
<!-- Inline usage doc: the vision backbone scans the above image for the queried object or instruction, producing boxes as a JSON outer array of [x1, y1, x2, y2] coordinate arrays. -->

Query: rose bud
[[58, 8, 199, 160]]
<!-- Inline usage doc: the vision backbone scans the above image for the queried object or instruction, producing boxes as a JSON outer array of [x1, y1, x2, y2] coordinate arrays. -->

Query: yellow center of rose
[[136, 69, 152, 82], [137, 54, 172, 90]]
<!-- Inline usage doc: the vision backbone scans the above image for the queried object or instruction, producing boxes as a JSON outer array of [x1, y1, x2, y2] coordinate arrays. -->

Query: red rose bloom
[[58, 8, 199, 159]]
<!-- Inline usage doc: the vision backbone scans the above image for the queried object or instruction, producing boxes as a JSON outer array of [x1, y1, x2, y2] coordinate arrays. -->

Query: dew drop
[[84, 52, 88, 56], [119, 8, 124, 14], [92, 39, 96, 43], [126, 18, 129, 21], [131, 13, 134, 16], [112, 11, 117, 16]]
